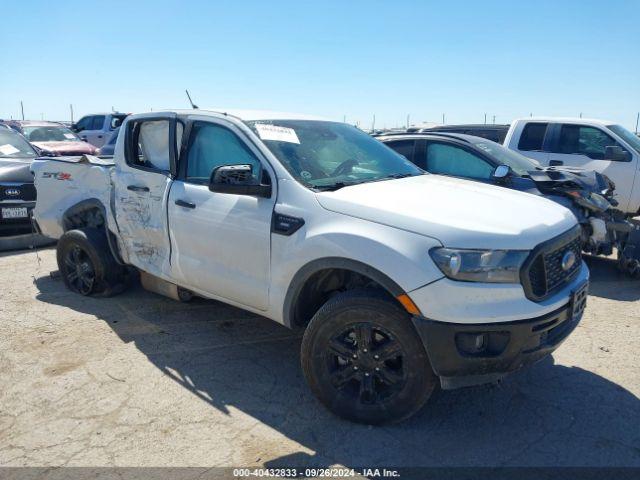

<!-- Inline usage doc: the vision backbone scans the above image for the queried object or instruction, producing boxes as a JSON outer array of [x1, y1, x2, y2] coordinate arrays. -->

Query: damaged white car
[[31, 109, 588, 424]]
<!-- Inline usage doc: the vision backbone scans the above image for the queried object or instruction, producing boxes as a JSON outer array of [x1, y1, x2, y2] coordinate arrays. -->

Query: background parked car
[[377, 132, 637, 261], [5, 121, 97, 156], [428, 118, 640, 216], [72, 112, 128, 148]]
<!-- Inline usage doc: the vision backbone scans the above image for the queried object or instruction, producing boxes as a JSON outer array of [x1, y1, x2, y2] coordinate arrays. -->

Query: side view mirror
[[604, 145, 631, 162], [209, 164, 271, 198], [492, 164, 511, 180], [71, 124, 79, 132]]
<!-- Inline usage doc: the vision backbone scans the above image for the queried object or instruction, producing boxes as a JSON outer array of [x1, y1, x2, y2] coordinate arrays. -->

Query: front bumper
[[411, 279, 588, 389]]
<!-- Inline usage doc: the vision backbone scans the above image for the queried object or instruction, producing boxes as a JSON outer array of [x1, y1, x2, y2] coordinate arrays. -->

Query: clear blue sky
[[2, 0, 639, 129]]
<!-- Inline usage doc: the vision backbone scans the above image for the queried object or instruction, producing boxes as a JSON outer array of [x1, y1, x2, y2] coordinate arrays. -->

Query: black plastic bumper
[[412, 281, 588, 389]]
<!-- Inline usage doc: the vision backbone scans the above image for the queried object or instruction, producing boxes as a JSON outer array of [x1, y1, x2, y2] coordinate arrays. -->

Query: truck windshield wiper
[[314, 173, 420, 191], [313, 181, 361, 192], [383, 173, 416, 179]]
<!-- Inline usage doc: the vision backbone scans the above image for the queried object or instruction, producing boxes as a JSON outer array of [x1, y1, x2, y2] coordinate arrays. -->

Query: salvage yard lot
[[0, 247, 638, 467]]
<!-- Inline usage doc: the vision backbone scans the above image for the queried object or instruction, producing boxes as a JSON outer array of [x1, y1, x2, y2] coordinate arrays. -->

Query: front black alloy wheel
[[327, 323, 407, 405], [301, 289, 437, 424]]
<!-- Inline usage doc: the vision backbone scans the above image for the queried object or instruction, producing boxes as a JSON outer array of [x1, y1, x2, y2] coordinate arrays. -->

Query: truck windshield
[[246, 120, 423, 190], [23, 126, 81, 143], [0, 129, 37, 158], [470, 138, 541, 176], [607, 124, 640, 154]]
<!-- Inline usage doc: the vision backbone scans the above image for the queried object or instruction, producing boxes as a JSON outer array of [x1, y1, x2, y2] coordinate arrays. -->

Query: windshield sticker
[[0, 144, 20, 155], [254, 124, 300, 144], [300, 170, 312, 179], [64, 133, 76, 139]]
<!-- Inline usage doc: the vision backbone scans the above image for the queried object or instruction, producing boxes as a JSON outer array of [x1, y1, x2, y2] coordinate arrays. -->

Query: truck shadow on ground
[[33, 265, 640, 468], [583, 255, 640, 301]]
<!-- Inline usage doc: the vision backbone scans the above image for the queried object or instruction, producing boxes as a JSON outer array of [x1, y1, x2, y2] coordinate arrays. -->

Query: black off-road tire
[[56, 228, 126, 297], [301, 289, 437, 424]]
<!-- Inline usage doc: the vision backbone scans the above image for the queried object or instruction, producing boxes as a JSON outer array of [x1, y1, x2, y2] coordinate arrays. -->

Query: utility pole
[[484, 113, 487, 125], [442, 113, 445, 124], [70, 104, 74, 123], [20, 101, 24, 120], [492, 115, 496, 124], [530, 112, 533, 117], [635, 112, 639, 134], [371, 114, 376, 132], [406, 114, 410, 128], [343, 115, 346, 123], [579, 112, 583, 118]]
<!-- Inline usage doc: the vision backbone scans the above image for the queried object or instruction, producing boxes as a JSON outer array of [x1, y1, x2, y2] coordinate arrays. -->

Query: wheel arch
[[61, 198, 124, 264], [62, 198, 108, 232], [283, 257, 410, 329]]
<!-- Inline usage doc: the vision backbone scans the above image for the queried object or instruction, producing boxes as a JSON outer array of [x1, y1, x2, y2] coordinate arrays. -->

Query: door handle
[[127, 185, 150, 192], [175, 199, 196, 209], [549, 160, 563, 166], [97, 135, 103, 139]]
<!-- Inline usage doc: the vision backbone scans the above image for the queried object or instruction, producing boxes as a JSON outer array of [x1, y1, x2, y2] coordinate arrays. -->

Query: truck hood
[[0, 158, 35, 183], [315, 174, 577, 250], [33, 141, 96, 155]]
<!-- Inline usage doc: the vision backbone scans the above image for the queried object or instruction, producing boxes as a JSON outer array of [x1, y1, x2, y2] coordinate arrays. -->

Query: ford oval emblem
[[5, 188, 20, 197], [561, 251, 576, 271]]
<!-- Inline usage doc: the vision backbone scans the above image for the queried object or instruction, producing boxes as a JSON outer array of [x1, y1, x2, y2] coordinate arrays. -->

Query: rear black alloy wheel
[[56, 228, 126, 297], [62, 245, 96, 295], [327, 322, 407, 405], [301, 289, 437, 424]]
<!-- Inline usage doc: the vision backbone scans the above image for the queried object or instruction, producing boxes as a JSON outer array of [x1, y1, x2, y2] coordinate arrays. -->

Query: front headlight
[[588, 192, 611, 211], [429, 248, 529, 283]]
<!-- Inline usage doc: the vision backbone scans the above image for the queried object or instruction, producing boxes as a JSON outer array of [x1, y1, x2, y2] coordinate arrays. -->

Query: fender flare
[[282, 257, 405, 328], [62, 198, 108, 231], [61, 198, 125, 265]]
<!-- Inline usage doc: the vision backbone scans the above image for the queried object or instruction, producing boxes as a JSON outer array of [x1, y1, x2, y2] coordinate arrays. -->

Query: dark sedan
[[0, 128, 39, 238], [377, 131, 623, 256]]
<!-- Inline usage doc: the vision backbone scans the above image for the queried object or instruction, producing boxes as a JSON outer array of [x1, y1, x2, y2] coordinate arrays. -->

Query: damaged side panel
[[31, 156, 114, 239], [112, 169, 173, 278]]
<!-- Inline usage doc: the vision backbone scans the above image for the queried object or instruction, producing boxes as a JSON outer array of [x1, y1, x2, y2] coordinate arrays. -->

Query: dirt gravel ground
[[0, 247, 638, 468]]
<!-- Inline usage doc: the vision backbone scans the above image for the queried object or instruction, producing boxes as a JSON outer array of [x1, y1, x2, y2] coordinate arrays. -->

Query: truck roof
[[146, 109, 328, 122], [2, 120, 67, 128], [513, 116, 616, 126]]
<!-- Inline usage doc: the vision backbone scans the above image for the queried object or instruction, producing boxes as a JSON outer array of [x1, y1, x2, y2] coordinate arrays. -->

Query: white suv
[[32, 110, 589, 423]]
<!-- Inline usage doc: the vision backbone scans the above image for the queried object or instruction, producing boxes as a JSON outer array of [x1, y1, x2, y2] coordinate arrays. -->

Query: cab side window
[[185, 122, 261, 184], [518, 123, 548, 151], [126, 120, 172, 171], [385, 140, 416, 164], [75, 116, 91, 132], [425, 142, 494, 179], [555, 125, 621, 160], [91, 116, 105, 130]]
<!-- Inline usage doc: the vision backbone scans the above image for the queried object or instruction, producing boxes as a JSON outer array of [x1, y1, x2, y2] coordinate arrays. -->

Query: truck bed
[[31, 155, 115, 239]]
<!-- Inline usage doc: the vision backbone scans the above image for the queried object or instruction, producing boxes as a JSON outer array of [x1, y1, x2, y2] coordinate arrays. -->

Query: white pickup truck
[[31, 109, 589, 424], [503, 118, 640, 215]]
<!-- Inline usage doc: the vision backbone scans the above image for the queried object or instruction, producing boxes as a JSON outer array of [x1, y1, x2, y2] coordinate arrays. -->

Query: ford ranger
[[31, 109, 589, 424]]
